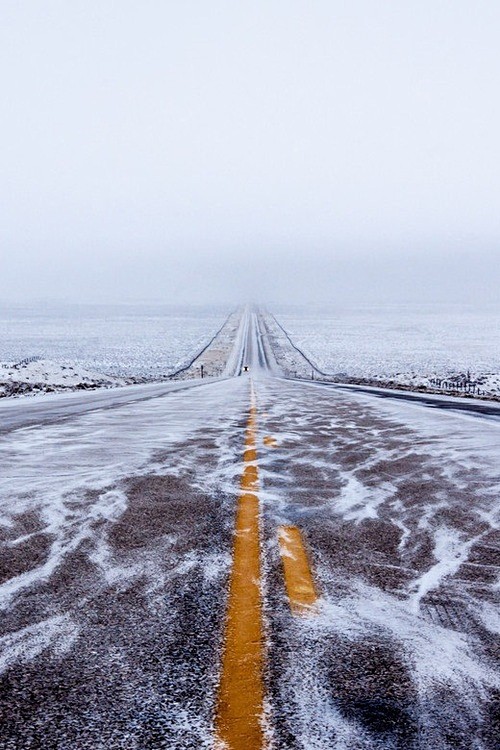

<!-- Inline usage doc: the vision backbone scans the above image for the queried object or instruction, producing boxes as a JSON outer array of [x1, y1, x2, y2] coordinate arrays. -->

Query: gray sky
[[2, 1, 500, 304]]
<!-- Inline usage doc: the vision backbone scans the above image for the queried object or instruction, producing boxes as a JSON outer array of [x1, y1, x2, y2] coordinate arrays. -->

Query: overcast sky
[[2, 1, 500, 305]]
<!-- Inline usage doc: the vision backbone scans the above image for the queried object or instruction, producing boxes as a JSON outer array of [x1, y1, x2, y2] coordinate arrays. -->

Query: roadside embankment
[[168, 308, 245, 380], [0, 360, 125, 399], [262, 310, 500, 403], [0, 308, 245, 399]]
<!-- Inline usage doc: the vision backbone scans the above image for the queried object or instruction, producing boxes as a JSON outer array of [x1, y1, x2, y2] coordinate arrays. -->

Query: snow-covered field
[[0, 303, 231, 379], [270, 303, 500, 397], [0, 360, 126, 398]]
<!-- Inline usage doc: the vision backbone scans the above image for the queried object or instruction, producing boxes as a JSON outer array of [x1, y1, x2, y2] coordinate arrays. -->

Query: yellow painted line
[[263, 435, 278, 448], [215, 388, 265, 750], [278, 525, 318, 615], [243, 447, 257, 462]]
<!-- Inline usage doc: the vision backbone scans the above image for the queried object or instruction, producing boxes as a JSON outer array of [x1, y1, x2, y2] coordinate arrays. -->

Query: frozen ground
[[0, 303, 231, 379], [0, 359, 126, 398], [269, 304, 500, 398]]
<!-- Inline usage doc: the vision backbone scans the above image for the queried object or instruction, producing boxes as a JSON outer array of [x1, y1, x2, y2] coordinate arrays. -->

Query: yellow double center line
[[215, 387, 265, 749], [215, 385, 318, 749]]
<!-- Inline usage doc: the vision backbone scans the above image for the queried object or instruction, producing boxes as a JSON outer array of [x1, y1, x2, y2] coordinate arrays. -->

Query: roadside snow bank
[[366, 370, 500, 398], [0, 359, 125, 398]]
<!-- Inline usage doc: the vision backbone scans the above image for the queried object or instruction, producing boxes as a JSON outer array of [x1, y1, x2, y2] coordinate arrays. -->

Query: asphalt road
[[0, 377, 220, 434], [0, 313, 499, 749]]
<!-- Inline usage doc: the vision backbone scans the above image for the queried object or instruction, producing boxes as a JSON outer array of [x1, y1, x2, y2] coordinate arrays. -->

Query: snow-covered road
[[0, 313, 499, 749], [0, 377, 222, 433]]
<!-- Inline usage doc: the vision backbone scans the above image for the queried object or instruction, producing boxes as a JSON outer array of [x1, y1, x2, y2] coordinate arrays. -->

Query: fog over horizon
[[2, 2, 500, 307]]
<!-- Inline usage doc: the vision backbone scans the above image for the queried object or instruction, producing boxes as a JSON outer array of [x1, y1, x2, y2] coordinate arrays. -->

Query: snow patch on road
[[409, 527, 485, 611], [0, 487, 133, 607], [335, 474, 394, 523], [0, 378, 248, 608], [0, 614, 79, 675], [313, 581, 500, 699]]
